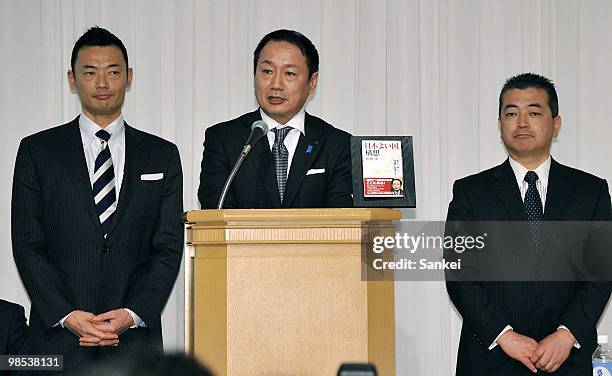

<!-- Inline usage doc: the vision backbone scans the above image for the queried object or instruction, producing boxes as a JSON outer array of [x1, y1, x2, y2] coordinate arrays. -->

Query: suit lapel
[[543, 159, 571, 221], [243, 111, 281, 208], [536, 159, 573, 264], [282, 113, 323, 208], [106, 123, 149, 235], [56, 117, 101, 232], [487, 159, 528, 221], [252, 147, 281, 208]]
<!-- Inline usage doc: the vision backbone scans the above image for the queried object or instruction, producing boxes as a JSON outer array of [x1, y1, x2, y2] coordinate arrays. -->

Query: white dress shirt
[[489, 155, 578, 350], [508, 156, 551, 209], [57, 113, 144, 329], [260, 108, 305, 179]]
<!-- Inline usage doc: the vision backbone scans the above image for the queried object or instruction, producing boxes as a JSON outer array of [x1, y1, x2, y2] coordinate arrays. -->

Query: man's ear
[[67, 70, 78, 91], [308, 71, 318, 94], [552, 115, 561, 139], [126, 67, 133, 89]]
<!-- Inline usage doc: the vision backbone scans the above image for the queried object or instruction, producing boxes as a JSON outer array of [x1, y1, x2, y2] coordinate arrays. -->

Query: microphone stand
[[217, 144, 253, 209]]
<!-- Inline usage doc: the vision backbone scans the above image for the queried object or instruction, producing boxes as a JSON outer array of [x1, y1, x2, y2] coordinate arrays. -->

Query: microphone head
[[246, 120, 269, 145], [252, 120, 269, 134]]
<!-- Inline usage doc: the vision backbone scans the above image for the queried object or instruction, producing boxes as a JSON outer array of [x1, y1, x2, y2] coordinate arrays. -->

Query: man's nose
[[270, 72, 284, 90], [96, 75, 109, 89], [517, 112, 529, 127]]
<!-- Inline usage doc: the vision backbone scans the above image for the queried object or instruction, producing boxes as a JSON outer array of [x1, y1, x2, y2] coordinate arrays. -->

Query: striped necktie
[[93, 130, 117, 235], [272, 127, 292, 203]]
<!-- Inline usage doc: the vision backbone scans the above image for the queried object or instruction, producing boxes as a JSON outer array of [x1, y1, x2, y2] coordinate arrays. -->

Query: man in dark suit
[[0, 300, 29, 356], [446, 73, 611, 375], [198, 29, 353, 209], [11, 27, 183, 371]]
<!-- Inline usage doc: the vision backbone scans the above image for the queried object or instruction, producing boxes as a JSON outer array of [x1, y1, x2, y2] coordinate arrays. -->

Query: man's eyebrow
[[257, 60, 300, 69], [81, 63, 122, 69], [502, 103, 544, 111]]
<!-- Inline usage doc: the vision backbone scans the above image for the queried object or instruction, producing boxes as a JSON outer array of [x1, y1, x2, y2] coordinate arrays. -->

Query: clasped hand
[[64, 309, 135, 347], [497, 329, 576, 373]]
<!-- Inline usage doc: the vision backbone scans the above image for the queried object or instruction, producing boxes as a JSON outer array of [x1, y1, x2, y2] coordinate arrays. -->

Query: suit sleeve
[[198, 127, 235, 209], [6, 304, 30, 355], [324, 133, 353, 208], [11, 139, 74, 329], [123, 144, 184, 326], [445, 180, 513, 347], [558, 179, 612, 345]]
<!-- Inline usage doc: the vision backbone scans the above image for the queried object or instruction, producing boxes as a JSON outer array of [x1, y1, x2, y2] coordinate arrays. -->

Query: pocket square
[[306, 168, 325, 175], [141, 173, 164, 181]]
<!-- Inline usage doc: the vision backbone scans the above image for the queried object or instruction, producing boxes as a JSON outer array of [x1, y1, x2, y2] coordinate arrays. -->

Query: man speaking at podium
[[198, 29, 353, 209]]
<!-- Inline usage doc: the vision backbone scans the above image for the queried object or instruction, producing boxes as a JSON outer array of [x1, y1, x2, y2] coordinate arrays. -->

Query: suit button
[[102, 246, 109, 253]]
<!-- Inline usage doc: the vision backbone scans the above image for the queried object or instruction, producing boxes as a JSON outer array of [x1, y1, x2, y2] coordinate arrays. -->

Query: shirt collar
[[508, 155, 551, 188], [79, 113, 125, 144], [259, 108, 306, 135]]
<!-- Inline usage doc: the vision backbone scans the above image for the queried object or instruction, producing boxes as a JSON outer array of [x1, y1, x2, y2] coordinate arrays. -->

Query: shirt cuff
[[558, 325, 580, 349], [489, 325, 513, 350], [55, 311, 74, 328], [125, 308, 146, 328]]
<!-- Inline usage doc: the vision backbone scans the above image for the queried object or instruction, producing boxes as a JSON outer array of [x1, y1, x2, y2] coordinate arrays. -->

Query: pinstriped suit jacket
[[11, 117, 183, 369], [446, 158, 612, 376]]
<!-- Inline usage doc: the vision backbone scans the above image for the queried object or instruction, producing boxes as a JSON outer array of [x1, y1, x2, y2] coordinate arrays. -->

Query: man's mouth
[[514, 133, 533, 138], [267, 96, 286, 104], [94, 93, 112, 100]]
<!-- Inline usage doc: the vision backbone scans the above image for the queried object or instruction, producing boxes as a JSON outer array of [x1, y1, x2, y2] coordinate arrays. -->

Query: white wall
[[1, 1, 611, 374]]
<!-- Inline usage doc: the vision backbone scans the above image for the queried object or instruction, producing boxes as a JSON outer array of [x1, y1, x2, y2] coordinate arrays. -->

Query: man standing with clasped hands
[[446, 73, 611, 375], [12, 27, 183, 371]]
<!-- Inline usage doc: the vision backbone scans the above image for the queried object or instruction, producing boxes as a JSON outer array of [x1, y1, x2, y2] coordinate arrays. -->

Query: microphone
[[217, 120, 269, 209], [244, 120, 268, 148]]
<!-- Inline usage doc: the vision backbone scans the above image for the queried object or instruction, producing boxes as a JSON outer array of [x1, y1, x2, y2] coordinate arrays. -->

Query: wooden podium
[[184, 208, 400, 375]]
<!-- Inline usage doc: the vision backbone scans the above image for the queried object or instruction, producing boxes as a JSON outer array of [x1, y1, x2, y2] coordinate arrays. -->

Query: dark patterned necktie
[[93, 130, 116, 235], [272, 127, 292, 203], [524, 171, 543, 249]]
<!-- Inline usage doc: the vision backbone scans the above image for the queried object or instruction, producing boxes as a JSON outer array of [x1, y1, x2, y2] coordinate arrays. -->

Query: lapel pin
[[306, 145, 313, 154]]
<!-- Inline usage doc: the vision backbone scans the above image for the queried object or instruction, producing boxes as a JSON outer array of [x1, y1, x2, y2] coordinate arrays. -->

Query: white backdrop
[[1, 1, 612, 375]]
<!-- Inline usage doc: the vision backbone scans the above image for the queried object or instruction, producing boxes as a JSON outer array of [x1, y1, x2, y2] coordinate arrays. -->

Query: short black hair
[[253, 29, 319, 79], [392, 178, 402, 186], [71, 26, 129, 73], [499, 73, 559, 118]]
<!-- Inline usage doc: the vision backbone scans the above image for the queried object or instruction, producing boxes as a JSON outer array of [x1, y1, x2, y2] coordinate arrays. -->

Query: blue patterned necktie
[[272, 127, 292, 203], [93, 130, 117, 235], [524, 171, 543, 249]]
